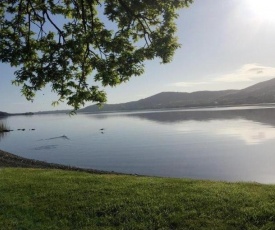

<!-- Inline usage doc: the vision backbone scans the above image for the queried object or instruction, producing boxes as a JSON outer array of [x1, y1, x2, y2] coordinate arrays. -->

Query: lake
[[1, 106, 275, 183]]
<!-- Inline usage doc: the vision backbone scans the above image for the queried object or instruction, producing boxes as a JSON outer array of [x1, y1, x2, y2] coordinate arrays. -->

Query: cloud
[[214, 63, 275, 83], [170, 63, 275, 91]]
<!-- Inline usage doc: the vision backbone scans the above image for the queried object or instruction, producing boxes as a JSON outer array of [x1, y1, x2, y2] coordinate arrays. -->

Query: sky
[[1, 0, 275, 113]]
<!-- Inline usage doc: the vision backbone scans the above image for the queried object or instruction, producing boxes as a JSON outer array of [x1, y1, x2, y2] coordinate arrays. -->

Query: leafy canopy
[[0, 0, 193, 110]]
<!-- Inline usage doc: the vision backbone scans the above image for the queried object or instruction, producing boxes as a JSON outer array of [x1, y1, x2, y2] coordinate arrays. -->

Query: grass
[[1, 168, 275, 229]]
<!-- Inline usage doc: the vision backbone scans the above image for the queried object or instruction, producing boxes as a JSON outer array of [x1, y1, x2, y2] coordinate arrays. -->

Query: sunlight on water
[[215, 120, 275, 145], [175, 119, 275, 145]]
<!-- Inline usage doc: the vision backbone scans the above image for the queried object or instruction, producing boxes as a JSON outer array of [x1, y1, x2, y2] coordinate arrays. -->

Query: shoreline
[[0, 149, 113, 175]]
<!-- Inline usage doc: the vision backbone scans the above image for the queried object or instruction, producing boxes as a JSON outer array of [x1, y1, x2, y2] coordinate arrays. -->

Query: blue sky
[[1, 0, 275, 113]]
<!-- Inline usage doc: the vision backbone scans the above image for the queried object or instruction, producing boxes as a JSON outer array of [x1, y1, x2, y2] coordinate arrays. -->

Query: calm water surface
[[1, 106, 275, 183]]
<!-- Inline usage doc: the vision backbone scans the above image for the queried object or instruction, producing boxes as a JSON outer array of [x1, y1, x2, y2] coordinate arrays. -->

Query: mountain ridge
[[80, 78, 275, 113], [2, 78, 275, 115]]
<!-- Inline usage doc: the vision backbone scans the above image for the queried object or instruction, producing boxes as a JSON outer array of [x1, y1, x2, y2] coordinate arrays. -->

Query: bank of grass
[[1, 168, 275, 229]]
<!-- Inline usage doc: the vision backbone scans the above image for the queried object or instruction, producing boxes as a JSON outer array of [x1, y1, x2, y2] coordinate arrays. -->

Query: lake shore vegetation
[[0, 122, 8, 132], [0, 150, 275, 229]]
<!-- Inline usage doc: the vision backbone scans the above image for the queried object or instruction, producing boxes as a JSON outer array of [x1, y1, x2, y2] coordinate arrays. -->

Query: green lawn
[[0, 168, 275, 229]]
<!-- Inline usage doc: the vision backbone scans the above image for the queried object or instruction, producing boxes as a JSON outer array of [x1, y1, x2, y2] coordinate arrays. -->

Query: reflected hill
[[125, 107, 275, 127]]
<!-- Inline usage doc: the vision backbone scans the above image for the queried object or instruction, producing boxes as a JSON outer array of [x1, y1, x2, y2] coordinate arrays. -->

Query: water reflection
[[82, 107, 275, 145], [2, 107, 275, 183], [215, 120, 275, 145], [125, 108, 275, 127], [172, 119, 275, 145], [127, 108, 275, 145], [83, 107, 275, 145]]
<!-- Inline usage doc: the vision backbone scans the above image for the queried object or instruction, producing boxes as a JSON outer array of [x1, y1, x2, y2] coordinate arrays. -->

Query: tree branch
[[117, 0, 152, 45], [44, 9, 66, 43]]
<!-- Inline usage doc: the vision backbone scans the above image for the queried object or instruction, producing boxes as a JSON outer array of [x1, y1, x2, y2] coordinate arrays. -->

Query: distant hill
[[80, 90, 237, 112], [0, 111, 9, 117], [216, 78, 275, 105], [79, 78, 275, 113], [35, 110, 70, 115]]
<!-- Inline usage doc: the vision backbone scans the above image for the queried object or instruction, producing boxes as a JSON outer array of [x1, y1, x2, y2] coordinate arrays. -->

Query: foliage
[[1, 168, 275, 229], [0, 0, 193, 110]]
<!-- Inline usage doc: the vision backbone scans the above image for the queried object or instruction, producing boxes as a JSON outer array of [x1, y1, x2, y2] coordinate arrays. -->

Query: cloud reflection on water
[[215, 120, 275, 145], [125, 107, 275, 145]]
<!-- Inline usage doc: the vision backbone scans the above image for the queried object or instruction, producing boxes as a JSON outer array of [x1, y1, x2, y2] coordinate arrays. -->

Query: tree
[[0, 0, 193, 110]]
